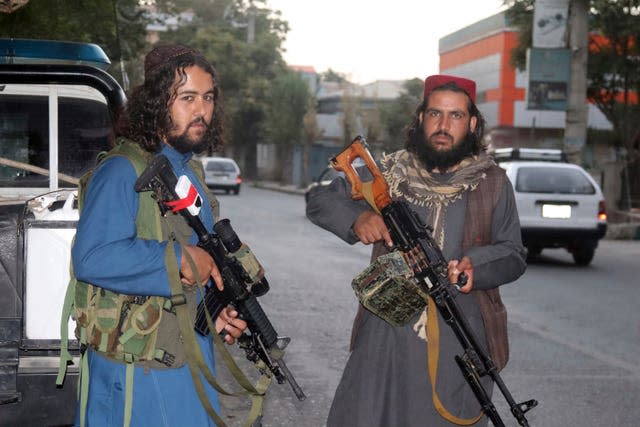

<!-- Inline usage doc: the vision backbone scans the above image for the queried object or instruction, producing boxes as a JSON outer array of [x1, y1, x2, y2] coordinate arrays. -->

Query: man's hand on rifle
[[180, 245, 248, 344], [180, 244, 224, 290], [352, 210, 393, 247], [447, 256, 474, 293], [215, 307, 247, 345]]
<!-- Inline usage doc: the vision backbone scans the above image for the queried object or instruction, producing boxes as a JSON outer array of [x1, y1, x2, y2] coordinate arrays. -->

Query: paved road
[[212, 185, 640, 427], [496, 241, 640, 427]]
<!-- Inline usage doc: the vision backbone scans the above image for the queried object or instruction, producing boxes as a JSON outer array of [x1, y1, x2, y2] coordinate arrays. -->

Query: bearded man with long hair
[[307, 75, 527, 427], [71, 44, 247, 427]]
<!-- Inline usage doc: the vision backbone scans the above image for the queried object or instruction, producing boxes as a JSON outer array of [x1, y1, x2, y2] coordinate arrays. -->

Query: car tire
[[233, 186, 240, 195], [526, 245, 542, 258], [572, 246, 595, 266]]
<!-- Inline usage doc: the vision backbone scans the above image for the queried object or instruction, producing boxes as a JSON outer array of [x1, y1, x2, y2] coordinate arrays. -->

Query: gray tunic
[[306, 170, 526, 427]]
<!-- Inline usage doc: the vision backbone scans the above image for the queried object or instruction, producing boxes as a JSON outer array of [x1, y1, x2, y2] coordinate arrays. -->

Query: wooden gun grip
[[330, 135, 392, 211]]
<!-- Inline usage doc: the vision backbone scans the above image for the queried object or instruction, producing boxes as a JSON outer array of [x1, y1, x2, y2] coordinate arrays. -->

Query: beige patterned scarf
[[380, 149, 495, 249], [381, 149, 495, 341]]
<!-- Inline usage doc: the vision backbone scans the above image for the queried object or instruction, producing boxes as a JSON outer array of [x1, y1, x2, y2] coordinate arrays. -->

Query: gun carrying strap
[[57, 270, 92, 427], [426, 295, 483, 426], [57, 265, 76, 386], [171, 233, 270, 427]]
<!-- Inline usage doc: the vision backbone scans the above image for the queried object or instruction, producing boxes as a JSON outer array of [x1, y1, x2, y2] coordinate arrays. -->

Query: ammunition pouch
[[74, 281, 188, 369], [351, 251, 428, 327]]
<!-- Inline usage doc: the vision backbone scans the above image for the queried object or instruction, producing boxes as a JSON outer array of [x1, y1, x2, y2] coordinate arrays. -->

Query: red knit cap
[[144, 44, 203, 80], [423, 74, 476, 103]]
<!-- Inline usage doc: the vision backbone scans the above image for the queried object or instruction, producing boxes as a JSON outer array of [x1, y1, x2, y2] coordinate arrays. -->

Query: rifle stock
[[332, 136, 537, 426], [330, 135, 392, 210]]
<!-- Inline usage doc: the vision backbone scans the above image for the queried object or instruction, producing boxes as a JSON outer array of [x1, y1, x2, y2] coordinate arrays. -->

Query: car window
[[318, 168, 342, 182], [515, 166, 596, 194], [58, 96, 113, 177], [0, 93, 112, 187], [206, 161, 237, 173], [0, 94, 48, 187]]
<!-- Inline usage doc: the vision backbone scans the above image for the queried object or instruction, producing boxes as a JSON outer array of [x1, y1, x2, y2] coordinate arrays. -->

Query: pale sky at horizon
[[266, 0, 507, 84]]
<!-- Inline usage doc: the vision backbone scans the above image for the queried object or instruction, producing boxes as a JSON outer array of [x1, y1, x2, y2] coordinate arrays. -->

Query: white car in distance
[[201, 157, 242, 195], [494, 148, 607, 266]]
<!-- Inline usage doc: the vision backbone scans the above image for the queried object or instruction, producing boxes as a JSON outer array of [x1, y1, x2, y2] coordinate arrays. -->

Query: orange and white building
[[438, 12, 613, 149]]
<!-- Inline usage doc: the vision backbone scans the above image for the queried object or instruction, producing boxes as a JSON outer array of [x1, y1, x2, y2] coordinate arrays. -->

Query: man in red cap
[[307, 74, 526, 426], [69, 44, 249, 426]]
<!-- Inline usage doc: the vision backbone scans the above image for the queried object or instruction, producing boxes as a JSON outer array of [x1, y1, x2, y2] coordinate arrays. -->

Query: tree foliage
[[504, 0, 640, 160], [503, 0, 534, 71], [587, 0, 640, 151], [0, 0, 150, 86], [1, 0, 309, 181], [263, 72, 310, 145], [153, 0, 293, 178], [321, 68, 348, 83], [262, 71, 310, 182], [379, 78, 424, 153], [340, 85, 361, 147]]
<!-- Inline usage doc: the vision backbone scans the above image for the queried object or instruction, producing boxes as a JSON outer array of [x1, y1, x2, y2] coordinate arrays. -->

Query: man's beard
[[411, 129, 476, 172], [167, 119, 210, 154]]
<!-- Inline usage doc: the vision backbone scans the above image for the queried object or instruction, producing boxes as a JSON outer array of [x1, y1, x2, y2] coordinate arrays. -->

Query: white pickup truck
[[0, 38, 126, 425]]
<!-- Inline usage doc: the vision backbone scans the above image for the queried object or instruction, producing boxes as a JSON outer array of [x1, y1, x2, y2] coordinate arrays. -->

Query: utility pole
[[111, 0, 129, 91], [247, 3, 256, 44], [563, 0, 589, 164]]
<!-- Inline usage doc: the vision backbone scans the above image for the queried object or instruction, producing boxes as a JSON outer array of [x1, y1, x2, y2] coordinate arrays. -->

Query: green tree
[[503, 0, 534, 71], [361, 103, 383, 148], [504, 0, 640, 159], [322, 68, 348, 83], [586, 1, 640, 153], [1, 0, 306, 183], [156, 0, 290, 179], [506, 0, 640, 208], [379, 78, 423, 153], [262, 71, 310, 183], [341, 84, 361, 147], [301, 96, 323, 187], [0, 0, 151, 89]]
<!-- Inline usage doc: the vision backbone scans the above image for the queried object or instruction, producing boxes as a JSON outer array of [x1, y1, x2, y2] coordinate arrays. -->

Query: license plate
[[542, 204, 571, 219]]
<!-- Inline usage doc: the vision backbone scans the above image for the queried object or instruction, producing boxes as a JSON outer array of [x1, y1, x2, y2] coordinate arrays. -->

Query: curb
[[251, 181, 306, 196], [605, 223, 640, 240]]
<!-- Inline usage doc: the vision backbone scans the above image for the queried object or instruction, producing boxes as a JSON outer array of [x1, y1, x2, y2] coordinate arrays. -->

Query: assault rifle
[[330, 136, 536, 426], [134, 154, 306, 401]]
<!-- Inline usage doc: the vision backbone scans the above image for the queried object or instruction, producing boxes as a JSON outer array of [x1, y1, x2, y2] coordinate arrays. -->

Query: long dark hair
[[118, 53, 225, 154], [405, 83, 486, 156]]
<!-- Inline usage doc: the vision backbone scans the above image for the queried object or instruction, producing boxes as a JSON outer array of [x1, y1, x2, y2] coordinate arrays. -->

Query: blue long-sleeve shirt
[[72, 144, 215, 296], [71, 143, 222, 427]]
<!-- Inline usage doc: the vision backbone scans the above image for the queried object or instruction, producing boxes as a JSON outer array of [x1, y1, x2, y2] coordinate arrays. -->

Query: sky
[[266, 0, 507, 84]]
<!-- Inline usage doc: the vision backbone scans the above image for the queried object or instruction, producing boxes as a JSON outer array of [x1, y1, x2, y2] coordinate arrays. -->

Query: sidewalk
[[251, 180, 306, 196], [250, 181, 639, 239]]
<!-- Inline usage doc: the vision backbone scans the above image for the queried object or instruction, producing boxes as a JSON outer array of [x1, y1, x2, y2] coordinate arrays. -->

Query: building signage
[[533, 0, 569, 48], [527, 48, 571, 111]]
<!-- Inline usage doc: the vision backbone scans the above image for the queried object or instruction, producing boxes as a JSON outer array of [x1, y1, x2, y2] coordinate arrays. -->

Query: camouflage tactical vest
[[70, 138, 218, 369]]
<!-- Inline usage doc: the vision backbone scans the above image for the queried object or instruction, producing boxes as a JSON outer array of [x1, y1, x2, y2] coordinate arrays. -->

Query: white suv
[[494, 148, 607, 266]]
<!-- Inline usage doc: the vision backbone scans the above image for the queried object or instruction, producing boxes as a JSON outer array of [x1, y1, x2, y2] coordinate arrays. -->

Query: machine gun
[[134, 154, 305, 401], [330, 136, 536, 426]]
